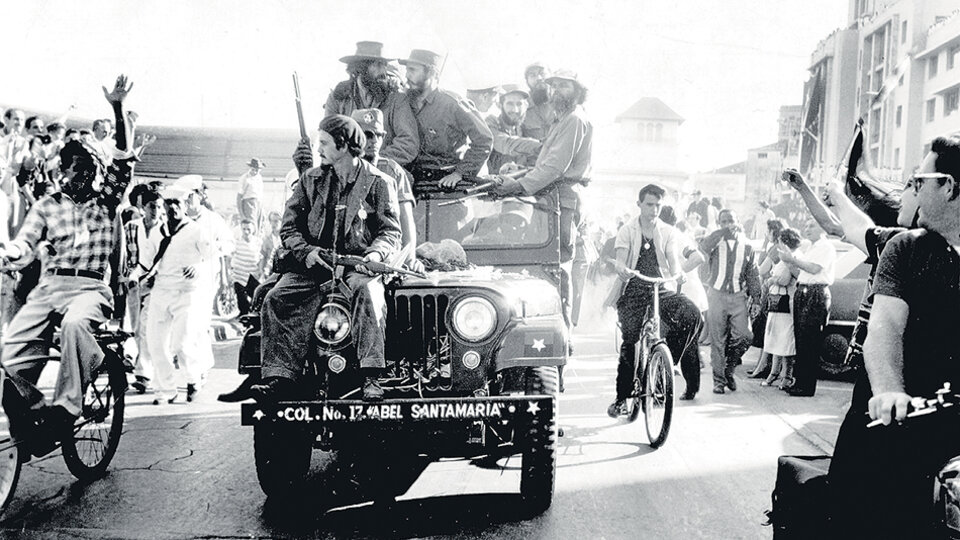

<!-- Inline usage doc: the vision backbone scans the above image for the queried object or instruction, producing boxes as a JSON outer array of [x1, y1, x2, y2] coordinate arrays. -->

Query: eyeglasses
[[911, 173, 955, 193]]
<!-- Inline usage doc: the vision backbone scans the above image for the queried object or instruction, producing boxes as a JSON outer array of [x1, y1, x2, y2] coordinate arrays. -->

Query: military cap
[[351, 108, 385, 135], [399, 49, 444, 71], [340, 41, 391, 64]]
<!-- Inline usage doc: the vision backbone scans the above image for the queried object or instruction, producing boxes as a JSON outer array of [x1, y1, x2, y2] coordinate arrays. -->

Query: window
[[894, 148, 900, 168], [637, 122, 645, 139], [950, 46, 960, 70], [896, 105, 902, 127], [901, 20, 907, 43], [946, 88, 960, 116], [655, 123, 663, 142], [927, 98, 937, 122], [757, 152, 768, 159], [930, 55, 939, 79]]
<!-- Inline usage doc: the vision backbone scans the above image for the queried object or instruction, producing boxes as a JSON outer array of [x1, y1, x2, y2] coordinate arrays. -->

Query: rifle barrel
[[293, 72, 308, 140]]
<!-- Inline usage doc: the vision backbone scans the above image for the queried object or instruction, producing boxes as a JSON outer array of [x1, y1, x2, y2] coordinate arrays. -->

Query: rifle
[[293, 71, 308, 140], [317, 249, 427, 279], [437, 169, 531, 207]]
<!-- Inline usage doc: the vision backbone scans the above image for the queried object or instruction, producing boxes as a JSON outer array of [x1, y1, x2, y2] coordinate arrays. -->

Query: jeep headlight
[[314, 302, 351, 346], [514, 282, 562, 317], [451, 296, 497, 342]]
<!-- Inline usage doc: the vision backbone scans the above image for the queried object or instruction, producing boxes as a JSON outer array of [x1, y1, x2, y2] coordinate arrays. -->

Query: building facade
[[807, 0, 960, 184]]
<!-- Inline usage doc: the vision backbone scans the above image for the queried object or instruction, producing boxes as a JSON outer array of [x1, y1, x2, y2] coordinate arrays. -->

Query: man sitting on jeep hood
[[251, 115, 401, 402]]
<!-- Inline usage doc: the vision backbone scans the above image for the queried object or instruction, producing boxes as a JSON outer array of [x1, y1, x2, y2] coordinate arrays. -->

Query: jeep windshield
[[421, 195, 551, 248]]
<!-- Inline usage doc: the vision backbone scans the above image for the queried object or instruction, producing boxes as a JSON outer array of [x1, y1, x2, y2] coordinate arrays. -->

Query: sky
[[2, 0, 849, 172]]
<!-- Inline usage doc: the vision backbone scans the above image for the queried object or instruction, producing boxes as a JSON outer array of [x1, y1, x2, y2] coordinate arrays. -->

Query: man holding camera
[[699, 209, 761, 394]]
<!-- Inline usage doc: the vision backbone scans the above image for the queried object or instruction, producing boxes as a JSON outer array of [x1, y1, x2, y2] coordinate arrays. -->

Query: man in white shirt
[[778, 218, 836, 396], [144, 184, 217, 404], [127, 189, 164, 393], [237, 158, 265, 232]]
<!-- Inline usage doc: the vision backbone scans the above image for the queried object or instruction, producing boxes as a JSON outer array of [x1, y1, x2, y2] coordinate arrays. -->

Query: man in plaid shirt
[[0, 76, 135, 445]]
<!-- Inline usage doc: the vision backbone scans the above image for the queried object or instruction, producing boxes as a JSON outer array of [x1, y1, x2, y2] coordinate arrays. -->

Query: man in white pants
[[145, 183, 216, 404], [173, 175, 232, 382]]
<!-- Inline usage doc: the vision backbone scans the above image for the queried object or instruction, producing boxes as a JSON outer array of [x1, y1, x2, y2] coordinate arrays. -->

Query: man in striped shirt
[[699, 209, 761, 394], [230, 219, 262, 314]]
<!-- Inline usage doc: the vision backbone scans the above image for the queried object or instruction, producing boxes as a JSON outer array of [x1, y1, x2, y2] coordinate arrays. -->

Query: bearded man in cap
[[351, 108, 424, 274], [494, 68, 593, 341], [0, 76, 135, 450], [323, 41, 420, 167], [485, 85, 542, 174], [522, 63, 554, 142], [400, 49, 493, 193], [253, 115, 401, 402]]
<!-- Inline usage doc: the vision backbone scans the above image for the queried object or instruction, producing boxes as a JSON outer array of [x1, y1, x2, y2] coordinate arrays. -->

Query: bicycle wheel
[[0, 436, 21, 515], [644, 342, 674, 448], [61, 351, 126, 481]]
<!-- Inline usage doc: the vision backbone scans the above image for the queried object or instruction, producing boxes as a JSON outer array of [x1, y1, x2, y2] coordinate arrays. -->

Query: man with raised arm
[[698, 209, 761, 394], [829, 136, 960, 539], [0, 76, 135, 452]]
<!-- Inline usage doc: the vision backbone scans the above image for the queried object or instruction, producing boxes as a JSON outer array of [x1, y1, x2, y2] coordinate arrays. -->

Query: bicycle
[[616, 268, 681, 448], [0, 320, 130, 514]]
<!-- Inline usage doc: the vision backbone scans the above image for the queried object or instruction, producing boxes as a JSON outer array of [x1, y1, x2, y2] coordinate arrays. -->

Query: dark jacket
[[280, 159, 401, 271], [324, 81, 420, 166]]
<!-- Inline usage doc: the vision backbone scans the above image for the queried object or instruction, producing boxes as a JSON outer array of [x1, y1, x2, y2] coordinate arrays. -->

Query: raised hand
[[292, 137, 314, 173], [102, 74, 134, 105], [781, 169, 806, 191]]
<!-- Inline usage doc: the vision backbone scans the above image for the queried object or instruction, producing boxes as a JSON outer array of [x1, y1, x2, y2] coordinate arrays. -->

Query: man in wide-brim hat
[[237, 157, 264, 232], [310, 40, 419, 168], [400, 48, 493, 194]]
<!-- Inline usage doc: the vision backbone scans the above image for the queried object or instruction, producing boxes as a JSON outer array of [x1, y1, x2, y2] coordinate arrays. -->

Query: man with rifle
[[251, 115, 401, 402]]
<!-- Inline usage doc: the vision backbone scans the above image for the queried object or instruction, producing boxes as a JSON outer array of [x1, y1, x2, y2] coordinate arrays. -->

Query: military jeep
[[238, 186, 567, 515]]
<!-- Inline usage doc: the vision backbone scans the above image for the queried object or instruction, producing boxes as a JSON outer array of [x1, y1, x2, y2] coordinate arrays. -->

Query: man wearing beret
[[400, 49, 493, 193], [485, 85, 542, 175], [494, 68, 593, 343], [323, 41, 420, 167], [253, 115, 401, 402]]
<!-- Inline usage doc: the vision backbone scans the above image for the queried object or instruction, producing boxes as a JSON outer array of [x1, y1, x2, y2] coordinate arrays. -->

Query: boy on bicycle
[[605, 184, 703, 417]]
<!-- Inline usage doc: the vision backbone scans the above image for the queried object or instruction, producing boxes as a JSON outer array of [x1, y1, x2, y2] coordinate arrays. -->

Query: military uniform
[[485, 113, 541, 174], [407, 87, 493, 191]]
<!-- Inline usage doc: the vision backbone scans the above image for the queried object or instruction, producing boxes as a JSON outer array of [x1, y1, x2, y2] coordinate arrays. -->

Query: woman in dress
[[761, 227, 802, 388]]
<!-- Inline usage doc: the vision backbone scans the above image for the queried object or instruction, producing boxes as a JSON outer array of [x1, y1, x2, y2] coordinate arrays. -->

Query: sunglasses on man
[[909, 172, 955, 193]]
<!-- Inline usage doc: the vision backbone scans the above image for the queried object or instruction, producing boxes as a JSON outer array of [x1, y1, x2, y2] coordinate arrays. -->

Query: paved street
[[0, 316, 854, 539]]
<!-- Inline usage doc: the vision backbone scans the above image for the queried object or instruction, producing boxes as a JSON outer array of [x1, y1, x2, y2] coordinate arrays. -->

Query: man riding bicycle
[[605, 184, 703, 417], [0, 76, 135, 452]]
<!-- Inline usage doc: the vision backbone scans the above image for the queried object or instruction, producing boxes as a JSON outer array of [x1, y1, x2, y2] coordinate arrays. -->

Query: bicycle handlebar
[[605, 257, 682, 284]]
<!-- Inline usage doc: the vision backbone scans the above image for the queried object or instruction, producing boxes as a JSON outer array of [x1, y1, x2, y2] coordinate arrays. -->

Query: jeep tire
[[520, 366, 558, 515], [253, 423, 312, 498]]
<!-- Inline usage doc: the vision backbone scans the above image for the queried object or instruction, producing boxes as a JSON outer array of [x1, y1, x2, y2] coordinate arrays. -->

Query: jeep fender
[[493, 317, 567, 372]]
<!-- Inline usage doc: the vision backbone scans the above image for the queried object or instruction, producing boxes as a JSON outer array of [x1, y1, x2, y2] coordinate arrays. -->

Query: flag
[[799, 66, 825, 175], [842, 122, 902, 227]]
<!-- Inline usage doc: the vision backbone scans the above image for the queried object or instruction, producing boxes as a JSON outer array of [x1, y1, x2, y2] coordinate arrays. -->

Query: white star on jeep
[[527, 401, 540, 414], [532, 338, 546, 352], [252, 410, 265, 420]]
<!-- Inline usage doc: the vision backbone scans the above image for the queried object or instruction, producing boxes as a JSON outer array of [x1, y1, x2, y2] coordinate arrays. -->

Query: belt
[[797, 283, 829, 289], [47, 268, 105, 280]]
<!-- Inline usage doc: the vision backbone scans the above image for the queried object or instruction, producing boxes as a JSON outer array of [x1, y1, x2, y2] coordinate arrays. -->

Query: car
[[235, 185, 568, 515]]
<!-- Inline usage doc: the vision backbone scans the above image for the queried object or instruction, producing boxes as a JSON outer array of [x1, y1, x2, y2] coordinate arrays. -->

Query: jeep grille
[[385, 292, 452, 392]]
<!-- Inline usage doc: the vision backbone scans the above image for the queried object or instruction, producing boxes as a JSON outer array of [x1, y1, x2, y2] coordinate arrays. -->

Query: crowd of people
[[2, 40, 958, 538]]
